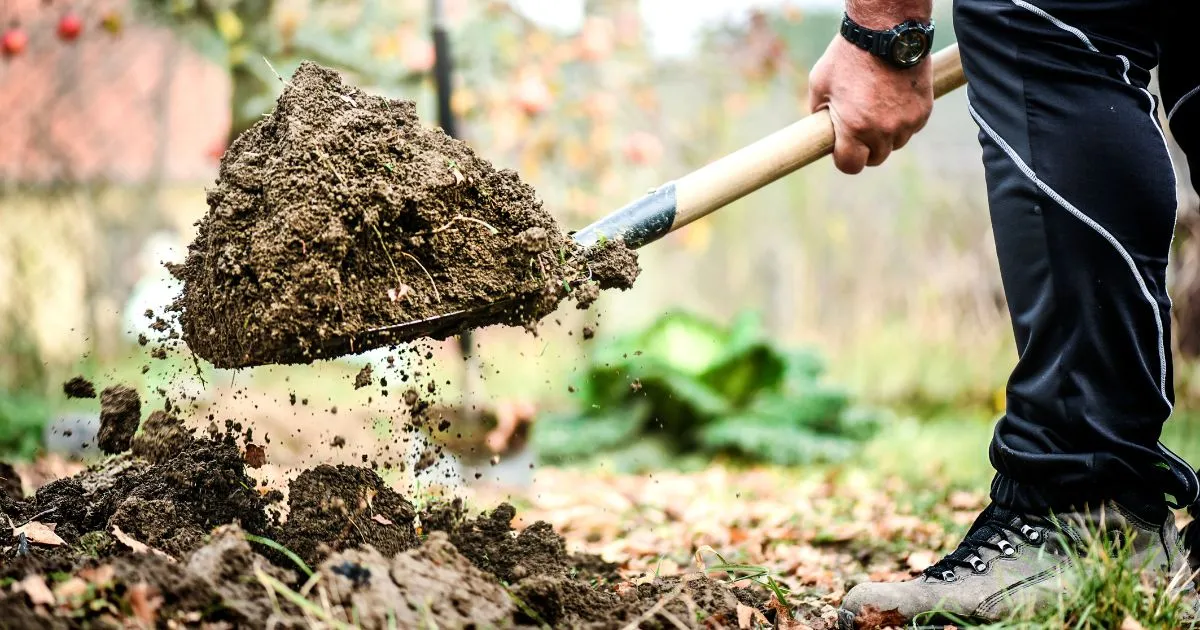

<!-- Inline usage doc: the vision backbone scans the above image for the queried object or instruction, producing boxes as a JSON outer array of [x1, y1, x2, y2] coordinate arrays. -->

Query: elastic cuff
[[990, 473, 1167, 524]]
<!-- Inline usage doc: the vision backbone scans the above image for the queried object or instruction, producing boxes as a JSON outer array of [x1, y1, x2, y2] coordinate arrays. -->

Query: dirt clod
[[354, 364, 373, 389], [62, 376, 96, 399], [279, 464, 418, 566], [98, 385, 140, 454]]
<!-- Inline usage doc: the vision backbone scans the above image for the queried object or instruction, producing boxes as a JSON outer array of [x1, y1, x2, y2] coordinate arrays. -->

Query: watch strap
[[840, 15, 892, 57]]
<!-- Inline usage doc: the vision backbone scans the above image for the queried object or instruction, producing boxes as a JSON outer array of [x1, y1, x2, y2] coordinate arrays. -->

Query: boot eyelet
[[997, 540, 1016, 556], [942, 571, 957, 582], [1021, 525, 1042, 544], [970, 559, 988, 573]]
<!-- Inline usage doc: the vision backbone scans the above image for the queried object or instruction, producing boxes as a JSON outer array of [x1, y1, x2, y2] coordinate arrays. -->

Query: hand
[[808, 35, 933, 174]]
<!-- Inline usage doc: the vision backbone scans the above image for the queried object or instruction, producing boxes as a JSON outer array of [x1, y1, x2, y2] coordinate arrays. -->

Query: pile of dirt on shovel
[[172, 61, 640, 369], [0, 388, 782, 629]]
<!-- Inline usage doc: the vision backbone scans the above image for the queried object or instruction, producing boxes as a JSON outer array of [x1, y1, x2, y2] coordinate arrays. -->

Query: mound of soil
[[0, 424, 774, 629], [173, 61, 638, 369], [97, 386, 140, 455]]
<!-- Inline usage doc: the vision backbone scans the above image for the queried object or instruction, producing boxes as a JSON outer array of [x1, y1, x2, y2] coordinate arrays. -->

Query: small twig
[[315, 150, 346, 186], [371, 225, 404, 290], [431, 215, 500, 236], [262, 57, 290, 87], [619, 584, 685, 630], [402, 252, 440, 302]]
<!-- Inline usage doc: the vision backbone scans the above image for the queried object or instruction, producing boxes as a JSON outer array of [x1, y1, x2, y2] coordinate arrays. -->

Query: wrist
[[846, 0, 931, 29]]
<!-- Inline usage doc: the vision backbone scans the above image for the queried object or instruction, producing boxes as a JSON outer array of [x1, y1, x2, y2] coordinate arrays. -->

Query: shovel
[[351, 43, 967, 346]]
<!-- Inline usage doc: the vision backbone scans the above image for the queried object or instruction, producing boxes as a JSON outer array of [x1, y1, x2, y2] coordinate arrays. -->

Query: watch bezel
[[888, 22, 932, 68]]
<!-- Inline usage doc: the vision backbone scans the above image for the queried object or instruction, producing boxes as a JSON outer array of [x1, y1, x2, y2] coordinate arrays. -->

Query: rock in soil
[[279, 464, 419, 566], [62, 376, 96, 399], [172, 61, 632, 369], [98, 385, 140, 454]]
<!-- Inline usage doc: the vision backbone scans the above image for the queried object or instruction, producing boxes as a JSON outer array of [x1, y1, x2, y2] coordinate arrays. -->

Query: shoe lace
[[923, 504, 1045, 582]]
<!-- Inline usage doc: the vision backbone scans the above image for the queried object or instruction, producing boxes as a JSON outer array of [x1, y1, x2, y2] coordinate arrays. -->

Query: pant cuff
[[990, 473, 1167, 524]]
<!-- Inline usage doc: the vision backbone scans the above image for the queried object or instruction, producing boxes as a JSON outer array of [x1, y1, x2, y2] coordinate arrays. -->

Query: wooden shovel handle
[[572, 44, 966, 249], [672, 43, 966, 231]]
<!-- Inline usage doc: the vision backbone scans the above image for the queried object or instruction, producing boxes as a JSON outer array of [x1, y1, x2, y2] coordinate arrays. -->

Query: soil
[[1, 390, 773, 629], [97, 386, 140, 454], [172, 61, 639, 369], [61, 377, 95, 399]]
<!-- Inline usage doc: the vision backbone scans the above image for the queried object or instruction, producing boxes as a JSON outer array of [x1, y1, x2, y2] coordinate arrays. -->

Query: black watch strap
[[840, 14, 891, 57]]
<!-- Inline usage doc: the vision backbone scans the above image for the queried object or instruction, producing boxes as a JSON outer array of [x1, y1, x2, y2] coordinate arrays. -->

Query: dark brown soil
[[172, 61, 637, 369], [278, 464, 419, 566], [61, 376, 95, 399], [2, 386, 766, 629], [97, 386, 140, 454]]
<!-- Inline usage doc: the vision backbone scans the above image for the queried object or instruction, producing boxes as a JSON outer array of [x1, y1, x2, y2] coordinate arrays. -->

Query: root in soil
[[172, 61, 639, 369]]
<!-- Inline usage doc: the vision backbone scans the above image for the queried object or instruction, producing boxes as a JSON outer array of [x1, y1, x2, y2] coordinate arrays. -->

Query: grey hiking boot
[[837, 501, 1197, 629]]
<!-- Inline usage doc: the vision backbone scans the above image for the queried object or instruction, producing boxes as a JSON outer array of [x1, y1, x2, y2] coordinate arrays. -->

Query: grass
[[971, 524, 1198, 629]]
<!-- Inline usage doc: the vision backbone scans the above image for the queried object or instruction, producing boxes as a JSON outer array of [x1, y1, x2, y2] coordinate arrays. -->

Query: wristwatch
[[840, 14, 935, 69]]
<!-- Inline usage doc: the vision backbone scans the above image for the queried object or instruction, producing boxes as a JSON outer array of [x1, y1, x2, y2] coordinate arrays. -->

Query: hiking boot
[[837, 501, 1196, 629]]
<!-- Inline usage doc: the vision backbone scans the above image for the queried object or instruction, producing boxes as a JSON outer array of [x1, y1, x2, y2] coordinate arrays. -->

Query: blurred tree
[[135, 0, 432, 143]]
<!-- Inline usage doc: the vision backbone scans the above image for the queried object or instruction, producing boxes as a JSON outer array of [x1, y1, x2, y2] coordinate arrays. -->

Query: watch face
[[891, 28, 929, 66]]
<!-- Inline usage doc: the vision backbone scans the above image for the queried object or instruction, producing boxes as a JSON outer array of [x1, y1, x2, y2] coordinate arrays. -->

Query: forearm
[[846, 0, 932, 28]]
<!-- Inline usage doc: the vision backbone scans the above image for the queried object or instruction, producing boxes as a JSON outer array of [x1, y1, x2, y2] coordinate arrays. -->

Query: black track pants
[[954, 0, 1200, 517]]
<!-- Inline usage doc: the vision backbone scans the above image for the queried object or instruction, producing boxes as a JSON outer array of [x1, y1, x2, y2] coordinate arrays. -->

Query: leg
[[959, 0, 1197, 518], [838, 0, 1199, 624]]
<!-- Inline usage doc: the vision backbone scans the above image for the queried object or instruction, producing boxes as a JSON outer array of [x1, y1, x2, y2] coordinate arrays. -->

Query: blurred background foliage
[[0, 0, 1197, 476], [532, 310, 880, 471]]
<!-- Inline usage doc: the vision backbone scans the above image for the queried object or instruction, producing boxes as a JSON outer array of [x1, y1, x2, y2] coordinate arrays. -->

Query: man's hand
[[808, 33, 933, 174]]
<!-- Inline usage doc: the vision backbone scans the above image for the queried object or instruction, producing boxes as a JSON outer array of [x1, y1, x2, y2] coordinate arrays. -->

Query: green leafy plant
[[0, 392, 49, 460], [531, 310, 879, 470]]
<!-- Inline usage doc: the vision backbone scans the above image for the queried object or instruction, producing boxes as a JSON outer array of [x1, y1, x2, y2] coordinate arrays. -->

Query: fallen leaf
[[129, 582, 163, 626], [79, 565, 115, 586], [1120, 617, 1147, 630], [737, 603, 754, 629], [53, 577, 89, 602], [12, 521, 65, 546], [18, 575, 54, 606], [371, 514, 394, 526], [855, 605, 906, 629], [111, 525, 173, 561], [905, 550, 936, 572], [244, 444, 267, 469]]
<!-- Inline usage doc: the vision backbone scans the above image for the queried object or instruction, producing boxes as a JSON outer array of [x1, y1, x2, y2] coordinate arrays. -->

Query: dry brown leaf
[[1120, 617, 1147, 630], [737, 603, 755, 629], [905, 550, 936, 572], [79, 564, 116, 586], [111, 525, 173, 561], [53, 577, 89, 602], [18, 575, 55, 606], [129, 582, 163, 626], [13, 521, 66, 546], [244, 444, 266, 469], [371, 514, 394, 526], [855, 605, 906, 629]]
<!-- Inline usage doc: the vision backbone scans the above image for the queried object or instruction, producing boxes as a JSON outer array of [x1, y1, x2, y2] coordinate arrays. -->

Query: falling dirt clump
[[354, 364, 373, 389], [98, 385, 140, 454], [280, 464, 418, 566], [173, 61, 597, 369], [62, 376, 96, 399]]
